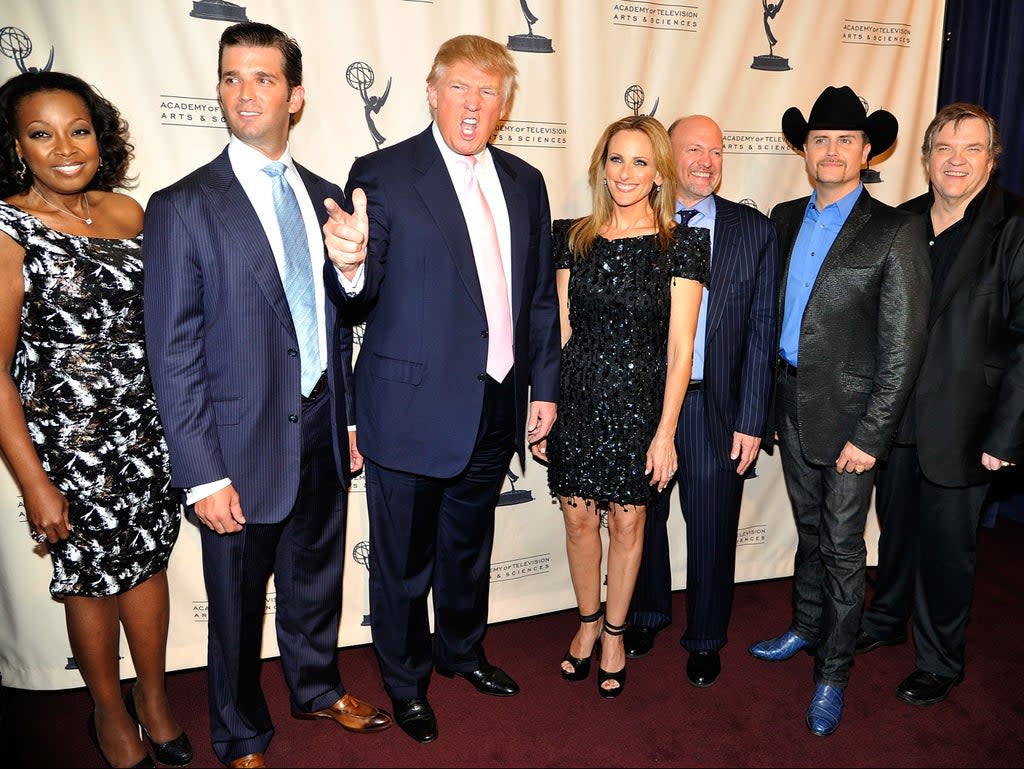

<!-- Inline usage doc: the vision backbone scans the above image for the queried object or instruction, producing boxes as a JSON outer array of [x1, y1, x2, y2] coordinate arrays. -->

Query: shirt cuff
[[336, 263, 365, 296], [185, 478, 232, 506]]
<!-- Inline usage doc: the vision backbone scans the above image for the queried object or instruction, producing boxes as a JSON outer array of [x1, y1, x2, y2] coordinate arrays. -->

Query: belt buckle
[[302, 371, 326, 403]]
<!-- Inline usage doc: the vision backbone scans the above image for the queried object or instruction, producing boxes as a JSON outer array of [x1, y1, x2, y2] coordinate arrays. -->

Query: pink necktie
[[458, 155, 514, 381]]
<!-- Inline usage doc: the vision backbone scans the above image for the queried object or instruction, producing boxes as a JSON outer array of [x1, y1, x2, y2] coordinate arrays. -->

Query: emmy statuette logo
[[497, 470, 534, 506], [507, 0, 554, 53], [624, 85, 659, 118], [751, 0, 791, 71], [0, 26, 54, 73], [352, 540, 372, 626], [189, 0, 249, 21], [346, 62, 391, 151]]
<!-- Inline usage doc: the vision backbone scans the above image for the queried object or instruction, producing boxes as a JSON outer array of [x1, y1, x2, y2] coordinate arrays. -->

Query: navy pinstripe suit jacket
[[701, 195, 779, 468], [143, 148, 355, 523]]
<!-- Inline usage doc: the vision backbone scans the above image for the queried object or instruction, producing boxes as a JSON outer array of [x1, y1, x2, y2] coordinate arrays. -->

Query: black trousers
[[775, 371, 875, 688], [365, 375, 516, 700], [862, 444, 990, 678]]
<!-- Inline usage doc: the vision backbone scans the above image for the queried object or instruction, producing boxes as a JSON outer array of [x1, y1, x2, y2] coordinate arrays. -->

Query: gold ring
[[1000, 461, 1010, 467], [855, 468, 864, 475]]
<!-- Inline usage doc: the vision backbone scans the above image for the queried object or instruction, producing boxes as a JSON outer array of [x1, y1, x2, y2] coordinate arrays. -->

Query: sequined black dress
[[546, 218, 709, 506], [1, 202, 180, 597]]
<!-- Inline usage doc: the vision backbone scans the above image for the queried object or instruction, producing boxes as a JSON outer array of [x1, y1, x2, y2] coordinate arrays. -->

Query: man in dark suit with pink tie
[[624, 115, 779, 688], [322, 35, 560, 744], [144, 22, 390, 769]]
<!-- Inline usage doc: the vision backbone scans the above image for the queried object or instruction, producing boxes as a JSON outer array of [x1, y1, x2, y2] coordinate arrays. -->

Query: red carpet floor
[[4, 516, 1023, 768]]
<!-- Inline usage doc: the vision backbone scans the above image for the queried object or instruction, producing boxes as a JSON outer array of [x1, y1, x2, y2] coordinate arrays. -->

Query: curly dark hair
[[0, 70, 136, 198]]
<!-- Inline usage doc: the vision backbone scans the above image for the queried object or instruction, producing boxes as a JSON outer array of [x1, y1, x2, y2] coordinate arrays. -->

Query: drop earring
[[16, 157, 27, 182]]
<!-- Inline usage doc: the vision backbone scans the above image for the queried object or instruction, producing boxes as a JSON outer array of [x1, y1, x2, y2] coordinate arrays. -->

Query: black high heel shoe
[[87, 711, 155, 768], [598, 620, 627, 699], [560, 607, 604, 681], [124, 687, 194, 766]]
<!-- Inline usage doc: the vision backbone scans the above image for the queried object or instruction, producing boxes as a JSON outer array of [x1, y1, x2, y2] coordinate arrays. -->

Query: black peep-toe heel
[[598, 620, 627, 699], [560, 607, 604, 681]]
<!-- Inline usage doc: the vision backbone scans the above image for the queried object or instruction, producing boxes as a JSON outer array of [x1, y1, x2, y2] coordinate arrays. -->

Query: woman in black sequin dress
[[0, 72, 190, 768], [542, 115, 708, 697]]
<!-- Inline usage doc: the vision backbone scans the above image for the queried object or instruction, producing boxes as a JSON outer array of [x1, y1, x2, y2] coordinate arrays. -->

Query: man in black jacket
[[855, 103, 1024, 707], [748, 85, 931, 736]]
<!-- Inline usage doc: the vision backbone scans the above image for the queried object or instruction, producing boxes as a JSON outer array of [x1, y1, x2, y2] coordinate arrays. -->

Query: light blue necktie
[[263, 161, 322, 396]]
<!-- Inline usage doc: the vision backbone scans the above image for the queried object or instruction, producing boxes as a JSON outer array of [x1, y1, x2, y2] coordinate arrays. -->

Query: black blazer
[[900, 182, 1024, 486], [767, 188, 932, 464]]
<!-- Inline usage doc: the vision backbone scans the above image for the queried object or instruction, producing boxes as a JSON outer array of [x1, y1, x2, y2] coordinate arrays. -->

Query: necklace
[[31, 185, 93, 225]]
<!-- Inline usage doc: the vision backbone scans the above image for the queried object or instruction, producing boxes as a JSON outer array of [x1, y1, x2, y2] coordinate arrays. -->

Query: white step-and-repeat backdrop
[[0, 0, 943, 690]]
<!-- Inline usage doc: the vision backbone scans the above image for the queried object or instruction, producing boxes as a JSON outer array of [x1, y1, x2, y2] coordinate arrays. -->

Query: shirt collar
[[228, 134, 295, 180], [677, 194, 716, 222], [431, 121, 494, 176], [807, 182, 864, 220]]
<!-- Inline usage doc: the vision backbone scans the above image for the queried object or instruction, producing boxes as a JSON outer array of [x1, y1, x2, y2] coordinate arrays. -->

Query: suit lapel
[[412, 131, 487, 318], [930, 184, 1003, 324], [494, 150, 527, 327], [774, 197, 808, 320], [818, 188, 872, 274], [202, 150, 294, 333], [706, 196, 737, 336]]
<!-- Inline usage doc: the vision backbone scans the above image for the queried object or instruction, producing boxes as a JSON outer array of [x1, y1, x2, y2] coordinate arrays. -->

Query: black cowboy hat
[[782, 85, 898, 159]]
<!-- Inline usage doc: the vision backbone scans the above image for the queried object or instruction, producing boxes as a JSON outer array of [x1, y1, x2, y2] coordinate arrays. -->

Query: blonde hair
[[569, 115, 677, 256], [426, 35, 518, 114]]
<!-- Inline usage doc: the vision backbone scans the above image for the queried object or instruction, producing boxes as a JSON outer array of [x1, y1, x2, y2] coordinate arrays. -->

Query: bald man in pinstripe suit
[[626, 115, 779, 688]]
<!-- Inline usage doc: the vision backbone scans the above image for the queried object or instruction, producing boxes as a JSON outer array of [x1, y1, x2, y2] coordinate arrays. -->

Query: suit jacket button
[[477, 374, 486, 381], [288, 414, 299, 423], [481, 329, 489, 338], [287, 348, 298, 357]]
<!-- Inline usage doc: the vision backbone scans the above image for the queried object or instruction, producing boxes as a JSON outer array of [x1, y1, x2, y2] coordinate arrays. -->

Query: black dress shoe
[[686, 650, 721, 688], [391, 698, 438, 743], [896, 669, 963, 706], [442, 664, 520, 696], [624, 625, 657, 659], [125, 686, 194, 765], [854, 629, 907, 655]]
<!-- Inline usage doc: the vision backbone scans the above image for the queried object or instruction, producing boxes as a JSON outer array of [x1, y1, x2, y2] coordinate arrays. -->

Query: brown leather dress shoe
[[292, 693, 392, 733], [227, 753, 265, 768]]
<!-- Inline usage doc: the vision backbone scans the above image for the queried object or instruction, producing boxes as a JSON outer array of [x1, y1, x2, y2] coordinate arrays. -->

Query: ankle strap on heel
[[603, 620, 627, 636], [579, 606, 604, 624]]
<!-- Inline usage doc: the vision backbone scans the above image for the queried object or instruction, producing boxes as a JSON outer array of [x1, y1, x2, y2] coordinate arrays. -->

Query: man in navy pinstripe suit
[[625, 115, 779, 688], [144, 23, 390, 768]]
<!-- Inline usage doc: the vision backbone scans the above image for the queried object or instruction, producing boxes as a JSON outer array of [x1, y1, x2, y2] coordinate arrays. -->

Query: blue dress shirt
[[779, 184, 864, 366], [678, 196, 715, 381]]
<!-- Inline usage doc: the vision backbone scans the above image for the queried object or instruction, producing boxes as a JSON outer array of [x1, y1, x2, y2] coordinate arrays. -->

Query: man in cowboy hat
[[747, 85, 931, 736]]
